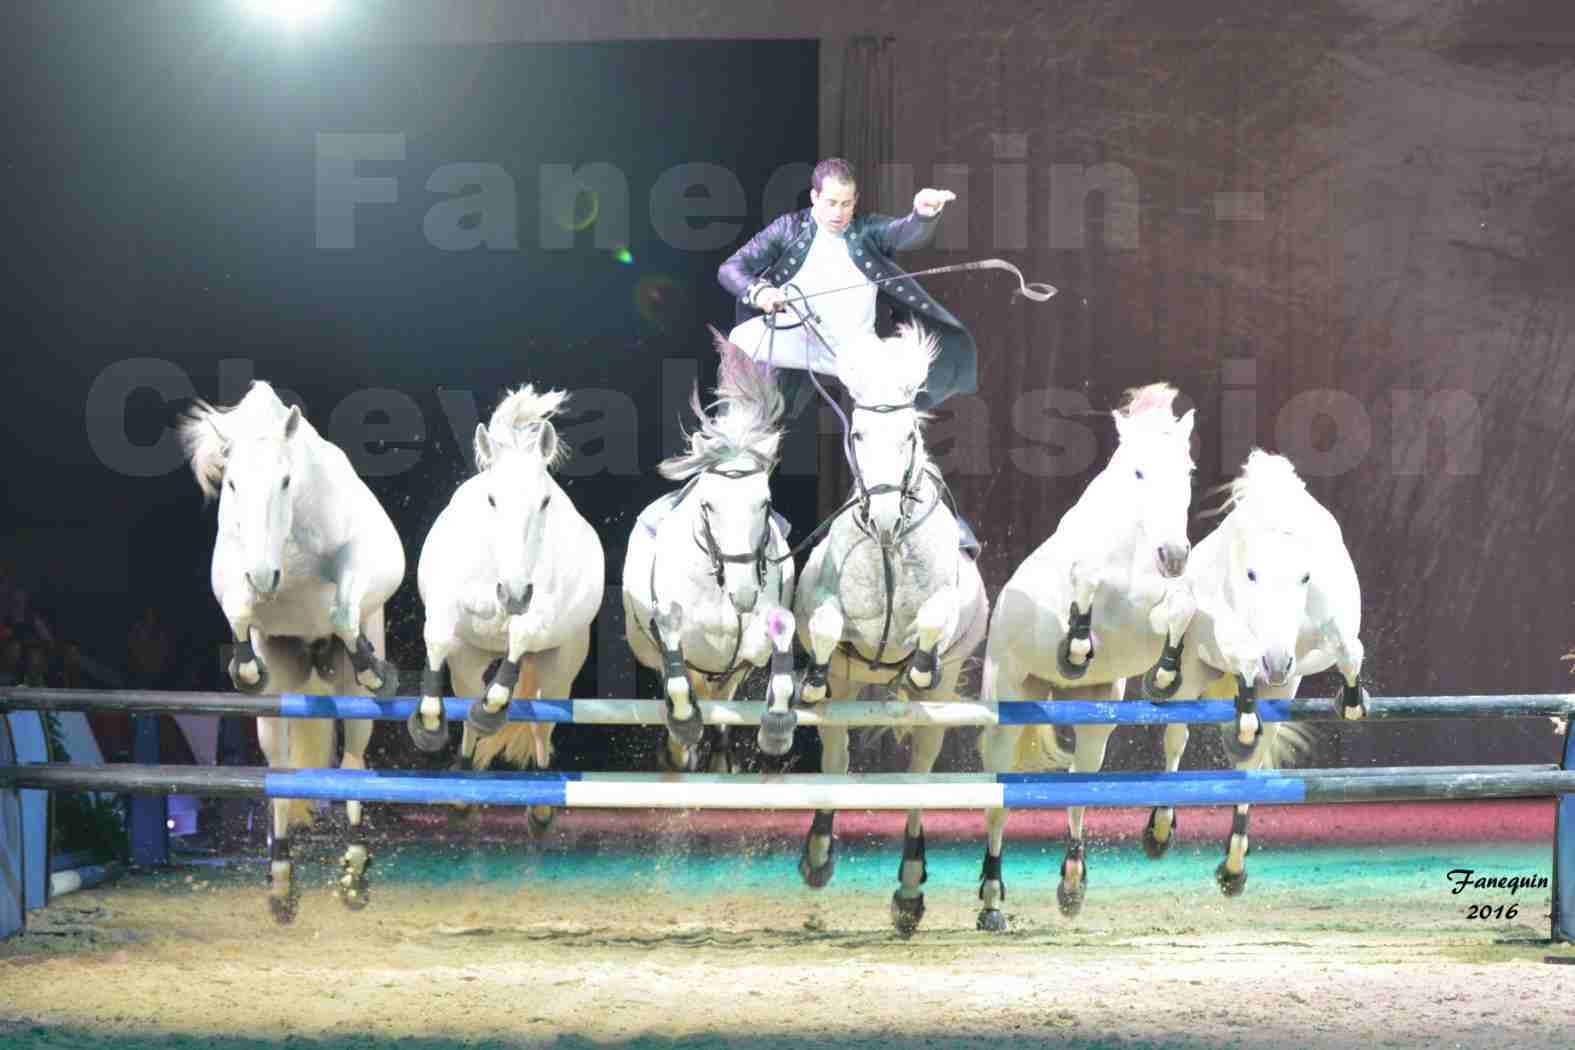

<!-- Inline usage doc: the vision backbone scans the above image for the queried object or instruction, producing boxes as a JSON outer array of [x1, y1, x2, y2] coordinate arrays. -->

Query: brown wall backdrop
[[814, 3, 1575, 769], [376, 1, 1575, 769]]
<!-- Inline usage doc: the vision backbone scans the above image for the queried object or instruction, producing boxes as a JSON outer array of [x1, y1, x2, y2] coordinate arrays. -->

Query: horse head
[[474, 385, 570, 617], [1219, 450, 1316, 686], [837, 325, 938, 546], [658, 329, 785, 615], [182, 384, 309, 600], [1109, 383, 1195, 579]]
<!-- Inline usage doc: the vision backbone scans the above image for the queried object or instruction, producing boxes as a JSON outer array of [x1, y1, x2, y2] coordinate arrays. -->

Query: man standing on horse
[[717, 158, 977, 416], [715, 157, 981, 557]]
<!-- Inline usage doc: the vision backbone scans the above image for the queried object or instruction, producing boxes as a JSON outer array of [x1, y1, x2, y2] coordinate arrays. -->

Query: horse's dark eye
[[540, 495, 550, 510], [1247, 569, 1257, 582], [487, 495, 497, 508], [227, 479, 235, 492], [1301, 573, 1311, 585], [281, 476, 291, 490], [852, 433, 864, 443], [1135, 469, 1145, 480]]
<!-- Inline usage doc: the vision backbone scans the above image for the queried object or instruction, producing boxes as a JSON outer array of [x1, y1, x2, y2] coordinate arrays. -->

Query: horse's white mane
[[659, 329, 785, 481], [480, 384, 571, 471], [178, 381, 304, 502], [1212, 449, 1311, 528], [837, 323, 938, 411], [1113, 382, 1184, 435]]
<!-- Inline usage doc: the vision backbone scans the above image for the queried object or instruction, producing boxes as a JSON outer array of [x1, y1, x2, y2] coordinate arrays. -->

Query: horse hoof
[[756, 709, 797, 757], [1143, 663, 1181, 700], [891, 892, 925, 937], [268, 893, 298, 925], [363, 658, 401, 699], [1220, 724, 1262, 765], [337, 875, 370, 911], [1339, 683, 1369, 719], [1142, 809, 1176, 860], [797, 664, 829, 705], [528, 806, 556, 834], [230, 661, 269, 695], [907, 646, 939, 692], [1057, 879, 1086, 918], [976, 908, 1009, 933], [799, 844, 835, 889], [466, 700, 510, 737], [665, 703, 706, 749], [1056, 634, 1092, 680], [1216, 861, 1248, 897], [1057, 854, 1088, 918], [406, 710, 450, 753], [309, 638, 339, 681]]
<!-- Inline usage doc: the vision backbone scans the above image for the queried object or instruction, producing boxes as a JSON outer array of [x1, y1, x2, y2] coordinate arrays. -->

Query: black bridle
[[646, 456, 783, 686], [692, 462, 773, 592]]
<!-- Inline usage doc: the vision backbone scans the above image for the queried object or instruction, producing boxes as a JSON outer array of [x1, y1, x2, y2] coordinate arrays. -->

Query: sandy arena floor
[[3, 808, 1573, 1050]]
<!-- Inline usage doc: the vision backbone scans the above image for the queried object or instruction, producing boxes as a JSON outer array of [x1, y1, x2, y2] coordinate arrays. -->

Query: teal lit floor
[[4, 833, 1571, 1050]]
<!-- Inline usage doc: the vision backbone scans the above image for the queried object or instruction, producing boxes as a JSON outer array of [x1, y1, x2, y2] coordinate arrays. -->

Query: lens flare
[[634, 274, 688, 333], [547, 183, 600, 234]]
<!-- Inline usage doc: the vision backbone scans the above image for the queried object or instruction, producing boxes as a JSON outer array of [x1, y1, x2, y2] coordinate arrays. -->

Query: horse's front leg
[[1210, 610, 1268, 757], [407, 621, 456, 754], [336, 716, 374, 910], [1143, 579, 1197, 699], [465, 598, 551, 739], [1057, 560, 1102, 679], [746, 608, 798, 757], [653, 602, 706, 764], [1324, 621, 1368, 720], [798, 601, 844, 704], [221, 587, 268, 694], [907, 586, 959, 693], [891, 724, 945, 936], [330, 571, 399, 698]]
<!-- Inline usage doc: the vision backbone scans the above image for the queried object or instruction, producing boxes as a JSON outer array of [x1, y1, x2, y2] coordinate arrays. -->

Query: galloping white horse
[[181, 381, 404, 923], [794, 323, 989, 935], [407, 385, 605, 831], [1155, 449, 1367, 895], [977, 384, 1196, 930], [624, 330, 797, 773]]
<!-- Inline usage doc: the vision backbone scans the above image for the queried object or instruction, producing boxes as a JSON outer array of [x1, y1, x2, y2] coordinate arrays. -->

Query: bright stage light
[[239, 0, 337, 28]]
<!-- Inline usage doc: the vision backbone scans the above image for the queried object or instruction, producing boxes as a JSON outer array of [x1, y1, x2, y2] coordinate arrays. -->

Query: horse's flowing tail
[[1263, 721, 1315, 770], [470, 723, 553, 771]]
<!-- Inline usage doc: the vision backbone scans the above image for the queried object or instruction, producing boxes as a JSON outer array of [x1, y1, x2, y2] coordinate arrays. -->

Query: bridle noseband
[[693, 462, 773, 591], [848, 401, 930, 545]]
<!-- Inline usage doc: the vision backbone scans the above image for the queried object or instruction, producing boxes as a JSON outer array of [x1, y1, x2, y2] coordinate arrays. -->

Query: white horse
[[624, 330, 798, 772], [180, 381, 404, 923], [977, 384, 1196, 930], [407, 385, 605, 831], [794, 324, 989, 935], [1155, 449, 1367, 895]]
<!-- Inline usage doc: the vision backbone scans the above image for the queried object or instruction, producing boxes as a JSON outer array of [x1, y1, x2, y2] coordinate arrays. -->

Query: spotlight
[[239, 0, 337, 28]]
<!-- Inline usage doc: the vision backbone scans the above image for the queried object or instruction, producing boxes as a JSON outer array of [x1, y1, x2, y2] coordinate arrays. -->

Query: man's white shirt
[[730, 219, 876, 374]]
